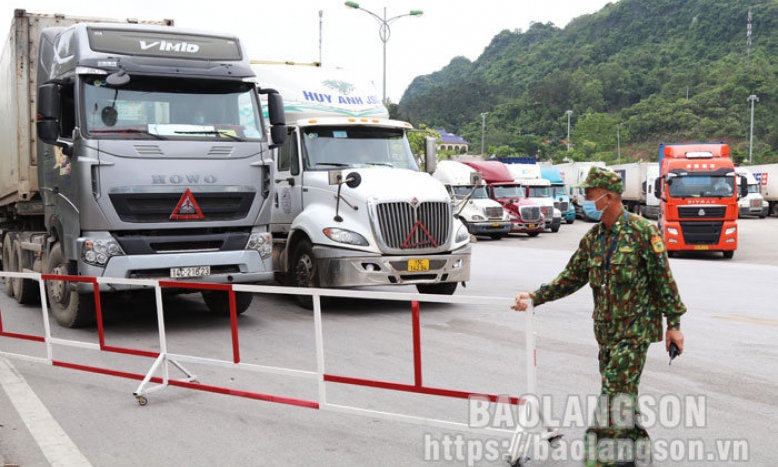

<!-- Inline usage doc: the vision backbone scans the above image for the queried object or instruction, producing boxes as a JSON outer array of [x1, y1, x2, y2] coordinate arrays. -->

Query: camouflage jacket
[[531, 209, 686, 343]]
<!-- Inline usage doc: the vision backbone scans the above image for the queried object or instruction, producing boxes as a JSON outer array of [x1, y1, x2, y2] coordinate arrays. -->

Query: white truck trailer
[[552, 161, 606, 221], [0, 10, 287, 327], [741, 164, 776, 217], [608, 162, 660, 219], [432, 160, 511, 239], [251, 62, 471, 306]]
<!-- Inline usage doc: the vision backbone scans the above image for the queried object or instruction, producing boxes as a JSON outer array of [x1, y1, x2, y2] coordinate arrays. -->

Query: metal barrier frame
[[0, 272, 559, 464]]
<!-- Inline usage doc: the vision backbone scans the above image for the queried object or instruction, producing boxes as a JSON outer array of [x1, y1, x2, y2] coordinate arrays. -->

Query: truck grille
[[485, 206, 504, 219], [555, 201, 569, 212], [677, 206, 726, 218], [375, 202, 450, 251], [110, 192, 256, 223], [519, 205, 542, 223], [540, 206, 552, 216], [680, 221, 722, 245]]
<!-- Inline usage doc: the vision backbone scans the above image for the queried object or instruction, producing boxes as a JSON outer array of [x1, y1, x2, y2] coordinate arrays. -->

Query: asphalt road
[[1, 216, 776, 467]]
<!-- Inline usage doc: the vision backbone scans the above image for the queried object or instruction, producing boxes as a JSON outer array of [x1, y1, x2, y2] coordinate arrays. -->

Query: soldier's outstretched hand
[[512, 292, 531, 312]]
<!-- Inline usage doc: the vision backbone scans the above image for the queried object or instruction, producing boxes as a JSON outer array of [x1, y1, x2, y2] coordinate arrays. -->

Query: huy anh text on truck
[[0, 10, 287, 327], [654, 142, 747, 259]]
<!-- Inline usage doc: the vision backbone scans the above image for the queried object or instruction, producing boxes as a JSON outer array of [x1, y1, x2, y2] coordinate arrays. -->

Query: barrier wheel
[[136, 395, 148, 406]]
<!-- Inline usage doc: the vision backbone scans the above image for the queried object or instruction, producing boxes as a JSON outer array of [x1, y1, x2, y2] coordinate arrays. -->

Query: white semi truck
[[735, 167, 768, 218], [608, 162, 660, 219], [432, 160, 511, 239], [741, 165, 776, 217], [0, 10, 286, 327], [251, 62, 471, 306], [505, 162, 561, 232]]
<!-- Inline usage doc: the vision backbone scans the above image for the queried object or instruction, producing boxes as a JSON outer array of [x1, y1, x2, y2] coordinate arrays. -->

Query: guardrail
[[0, 272, 558, 464]]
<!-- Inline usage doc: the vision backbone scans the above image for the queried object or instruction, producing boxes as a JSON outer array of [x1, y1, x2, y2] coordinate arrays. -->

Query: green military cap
[[579, 166, 623, 194]]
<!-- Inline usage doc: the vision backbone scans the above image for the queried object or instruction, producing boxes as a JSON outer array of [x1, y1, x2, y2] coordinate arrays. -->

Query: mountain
[[396, 0, 778, 162]]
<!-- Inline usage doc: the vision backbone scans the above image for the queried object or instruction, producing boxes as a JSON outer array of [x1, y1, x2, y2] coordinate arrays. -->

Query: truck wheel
[[723, 251, 734, 259], [291, 239, 319, 309], [201, 290, 252, 315], [2, 235, 15, 297], [46, 243, 95, 328], [528, 232, 540, 237], [416, 282, 457, 295], [13, 239, 40, 304], [565, 218, 575, 225], [489, 234, 503, 240]]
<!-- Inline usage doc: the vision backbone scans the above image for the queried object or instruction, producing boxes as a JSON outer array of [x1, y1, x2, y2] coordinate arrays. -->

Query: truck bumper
[[664, 220, 737, 252], [77, 250, 274, 293], [563, 210, 576, 222], [738, 206, 768, 217], [313, 244, 471, 288], [467, 221, 512, 236], [510, 221, 544, 234]]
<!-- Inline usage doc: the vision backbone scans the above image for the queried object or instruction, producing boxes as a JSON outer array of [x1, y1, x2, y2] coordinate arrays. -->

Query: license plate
[[528, 224, 536, 228], [408, 259, 430, 272], [694, 245, 709, 250], [492, 222, 500, 227], [170, 266, 211, 278]]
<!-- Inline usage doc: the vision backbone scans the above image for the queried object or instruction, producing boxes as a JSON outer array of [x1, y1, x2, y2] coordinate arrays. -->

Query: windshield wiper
[[174, 130, 244, 142], [363, 162, 394, 167], [315, 162, 350, 167], [91, 128, 165, 139]]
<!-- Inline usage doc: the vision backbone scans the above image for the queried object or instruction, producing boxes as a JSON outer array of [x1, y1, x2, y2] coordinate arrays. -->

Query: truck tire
[[528, 232, 540, 237], [565, 218, 575, 225], [291, 239, 319, 309], [201, 290, 252, 315], [2, 235, 15, 297], [416, 282, 458, 295], [46, 243, 95, 328], [489, 233, 504, 240], [722, 251, 734, 259], [13, 239, 40, 304]]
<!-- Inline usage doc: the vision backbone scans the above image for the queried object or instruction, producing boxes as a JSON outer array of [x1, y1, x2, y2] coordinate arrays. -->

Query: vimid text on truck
[[0, 10, 287, 327], [251, 62, 471, 307], [654, 143, 747, 259]]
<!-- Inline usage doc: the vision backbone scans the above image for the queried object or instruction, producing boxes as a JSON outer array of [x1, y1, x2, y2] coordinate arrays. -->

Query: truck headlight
[[667, 227, 679, 235], [472, 214, 485, 221], [323, 228, 369, 246], [246, 232, 273, 259], [725, 227, 737, 235], [455, 223, 470, 242], [81, 238, 124, 267]]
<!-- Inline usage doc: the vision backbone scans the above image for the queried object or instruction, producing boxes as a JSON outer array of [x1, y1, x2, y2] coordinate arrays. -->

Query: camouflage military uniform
[[530, 208, 686, 465]]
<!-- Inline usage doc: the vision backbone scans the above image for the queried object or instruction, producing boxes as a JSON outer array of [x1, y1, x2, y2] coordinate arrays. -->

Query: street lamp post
[[345, 2, 423, 104], [748, 94, 759, 163], [565, 110, 573, 151], [480, 112, 489, 156]]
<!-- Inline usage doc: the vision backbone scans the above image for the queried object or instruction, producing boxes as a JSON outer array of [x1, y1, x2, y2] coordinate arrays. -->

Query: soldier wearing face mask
[[511, 166, 686, 467]]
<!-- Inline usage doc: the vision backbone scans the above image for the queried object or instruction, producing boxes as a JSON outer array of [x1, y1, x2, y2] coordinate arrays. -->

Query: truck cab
[[540, 165, 575, 224], [462, 161, 544, 236], [735, 167, 768, 218], [432, 161, 511, 239], [505, 163, 562, 232]]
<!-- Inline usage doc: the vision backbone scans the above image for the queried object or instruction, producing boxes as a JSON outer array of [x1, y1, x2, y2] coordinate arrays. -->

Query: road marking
[[713, 314, 778, 327], [0, 357, 94, 467]]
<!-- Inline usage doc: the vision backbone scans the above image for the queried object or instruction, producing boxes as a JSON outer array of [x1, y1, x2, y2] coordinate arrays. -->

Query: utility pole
[[748, 94, 759, 162], [480, 112, 489, 156], [565, 110, 573, 151]]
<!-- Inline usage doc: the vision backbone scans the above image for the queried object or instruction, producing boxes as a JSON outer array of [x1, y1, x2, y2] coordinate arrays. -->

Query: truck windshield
[[492, 185, 525, 199], [301, 126, 418, 171], [528, 186, 551, 197], [451, 185, 489, 199], [81, 75, 264, 141], [668, 175, 734, 198], [550, 186, 567, 198]]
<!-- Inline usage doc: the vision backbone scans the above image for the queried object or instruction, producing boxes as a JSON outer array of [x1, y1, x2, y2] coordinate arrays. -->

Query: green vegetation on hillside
[[396, 0, 778, 164]]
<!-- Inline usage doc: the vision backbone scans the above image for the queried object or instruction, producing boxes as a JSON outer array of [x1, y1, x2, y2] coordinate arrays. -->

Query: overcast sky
[[5, 1, 616, 102]]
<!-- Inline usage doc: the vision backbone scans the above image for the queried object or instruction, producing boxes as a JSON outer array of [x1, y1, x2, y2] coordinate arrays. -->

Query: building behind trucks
[[552, 161, 606, 221], [608, 162, 660, 219], [251, 62, 470, 305], [432, 161, 511, 239], [654, 142, 747, 258], [0, 10, 287, 327], [504, 161, 561, 232], [461, 160, 545, 237], [539, 165, 575, 224], [743, 163, 778, 216], [734, 167, 768, 218]]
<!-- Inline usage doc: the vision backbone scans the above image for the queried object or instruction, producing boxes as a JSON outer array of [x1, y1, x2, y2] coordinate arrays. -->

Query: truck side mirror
[[424, 136, 437, 174], [653, 177, 662, 199], [37, 82, 73, 156], [739, 175, 749, 199], [261, 89, 287, 149]]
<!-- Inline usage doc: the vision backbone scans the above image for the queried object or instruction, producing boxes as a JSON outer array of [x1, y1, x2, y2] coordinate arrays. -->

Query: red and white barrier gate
[[0, 272, 559, 464]]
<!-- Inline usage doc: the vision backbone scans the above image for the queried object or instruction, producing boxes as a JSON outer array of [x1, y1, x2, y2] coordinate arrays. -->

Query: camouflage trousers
[[584, 336, 651, 467]]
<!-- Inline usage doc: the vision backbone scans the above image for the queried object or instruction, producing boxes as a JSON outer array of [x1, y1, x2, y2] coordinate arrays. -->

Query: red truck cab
[[655, 143, 747, 258], [463, 161, 545, 236]]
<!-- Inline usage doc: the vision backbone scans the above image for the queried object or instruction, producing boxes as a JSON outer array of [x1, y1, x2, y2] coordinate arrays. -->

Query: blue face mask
[[582, 193, 608, 221]]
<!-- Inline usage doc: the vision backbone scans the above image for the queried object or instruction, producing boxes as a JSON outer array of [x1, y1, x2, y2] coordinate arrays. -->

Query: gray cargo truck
[[0, 10, 287, 327]]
